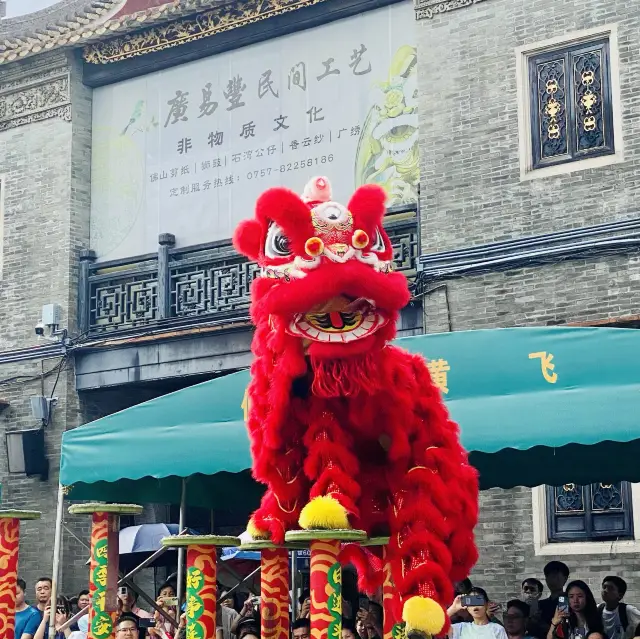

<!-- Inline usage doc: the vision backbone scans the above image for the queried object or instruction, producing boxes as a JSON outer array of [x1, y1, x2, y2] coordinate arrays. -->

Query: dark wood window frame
[[529, 37, 615, 170], [545, 482, 634, 543]]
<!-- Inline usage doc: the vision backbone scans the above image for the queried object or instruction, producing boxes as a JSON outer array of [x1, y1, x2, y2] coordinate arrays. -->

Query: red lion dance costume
[[233, 177, 479, 637]]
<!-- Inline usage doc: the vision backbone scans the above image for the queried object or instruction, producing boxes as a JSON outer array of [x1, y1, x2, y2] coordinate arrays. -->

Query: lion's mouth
[[287, 296, 388, 343]]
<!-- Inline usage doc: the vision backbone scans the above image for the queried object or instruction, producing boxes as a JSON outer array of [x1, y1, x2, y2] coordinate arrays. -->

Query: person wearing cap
[[236, 616, 260, 639]]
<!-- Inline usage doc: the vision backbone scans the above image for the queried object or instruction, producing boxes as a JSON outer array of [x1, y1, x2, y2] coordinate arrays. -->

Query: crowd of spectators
[[18, 559, 640, 639], [446, 562, 640, 639]]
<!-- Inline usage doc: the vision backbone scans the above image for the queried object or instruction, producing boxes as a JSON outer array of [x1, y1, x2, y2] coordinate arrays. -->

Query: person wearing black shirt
[[540, 562, 571, 628]]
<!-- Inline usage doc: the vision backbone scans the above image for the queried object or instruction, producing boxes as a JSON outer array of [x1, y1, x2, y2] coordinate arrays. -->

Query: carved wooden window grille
[[84, 214, 419, 334], [529, 38, 615, 169], [545, 482, 633, 542]]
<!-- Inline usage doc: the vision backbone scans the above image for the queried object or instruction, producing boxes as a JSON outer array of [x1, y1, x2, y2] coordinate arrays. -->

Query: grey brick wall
[[417, 0, 640, 253], [0, 50, 93, 598], [423, 256, 640, 333], [416, 0, 640, 609]]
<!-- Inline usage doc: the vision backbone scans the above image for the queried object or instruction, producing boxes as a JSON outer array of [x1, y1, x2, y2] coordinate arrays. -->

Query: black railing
[[78, 205, 420, 336]]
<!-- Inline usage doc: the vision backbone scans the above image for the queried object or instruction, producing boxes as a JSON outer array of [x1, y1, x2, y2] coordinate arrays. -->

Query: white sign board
[[90, 1, 417, 261]]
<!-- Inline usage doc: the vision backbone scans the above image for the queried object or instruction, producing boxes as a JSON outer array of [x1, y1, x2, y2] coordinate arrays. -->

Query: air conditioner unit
[[30, 396, 57, 425]]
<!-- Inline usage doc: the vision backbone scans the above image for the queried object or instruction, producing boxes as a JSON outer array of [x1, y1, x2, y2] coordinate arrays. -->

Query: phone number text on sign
[[246, 154, 335, 180]]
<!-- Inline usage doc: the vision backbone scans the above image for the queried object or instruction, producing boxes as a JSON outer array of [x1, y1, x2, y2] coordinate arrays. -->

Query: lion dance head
[[233, 177, 410, 397]]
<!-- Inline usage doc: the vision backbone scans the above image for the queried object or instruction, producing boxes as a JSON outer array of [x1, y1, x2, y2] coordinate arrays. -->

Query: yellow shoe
[[299, 495, 350, 530], [403, 596, 446, 637]]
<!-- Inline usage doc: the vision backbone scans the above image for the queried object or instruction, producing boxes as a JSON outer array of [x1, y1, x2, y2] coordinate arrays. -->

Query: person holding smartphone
[[33, 596, 84, 639], [522, 579, 547, 638], [118, 586, 153, 621], [367, 602, 384, 639], [229, 595, 255, 639], [298, 591, 311, 620], [541, 563, 571, 629], [447, 588, 508, 639], [522, 579, 545, 618], [548, 581, 604, 639], [146, 597, 178, 639]]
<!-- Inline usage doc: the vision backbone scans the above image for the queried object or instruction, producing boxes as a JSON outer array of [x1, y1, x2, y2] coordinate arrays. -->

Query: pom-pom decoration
[[352, 229, 369, 249], [305, 237, 325, 257]]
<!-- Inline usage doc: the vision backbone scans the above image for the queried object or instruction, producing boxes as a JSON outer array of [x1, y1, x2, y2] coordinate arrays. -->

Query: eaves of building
[[0, 0, 236, 65]]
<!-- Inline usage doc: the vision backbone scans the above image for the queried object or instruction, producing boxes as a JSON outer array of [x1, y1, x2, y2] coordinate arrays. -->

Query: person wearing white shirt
[[600, 577, 640, 639], [448, 588, 509, 639]]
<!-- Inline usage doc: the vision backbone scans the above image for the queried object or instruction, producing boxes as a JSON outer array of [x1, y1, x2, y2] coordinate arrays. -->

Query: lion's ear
[[233, 219, 263, 261], [255, 187, 312, 227], [347, 184, 388, 228], [254, 187, 315, 253]]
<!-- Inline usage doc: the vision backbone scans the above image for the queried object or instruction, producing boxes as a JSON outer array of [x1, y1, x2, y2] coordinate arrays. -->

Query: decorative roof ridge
[[0, 0, 239, 66], [0, 1, 123, 37], [83, 0, 327, 66], [0, 0, 124, 62]]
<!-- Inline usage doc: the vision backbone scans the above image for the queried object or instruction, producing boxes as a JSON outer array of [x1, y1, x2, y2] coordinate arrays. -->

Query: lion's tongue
[[329, 312, 345, 329]]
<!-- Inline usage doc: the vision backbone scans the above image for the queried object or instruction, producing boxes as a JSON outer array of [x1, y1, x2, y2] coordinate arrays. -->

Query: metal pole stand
[[69, 503, 144, 639], [161, 535, 240, 639], [0, 510, 41, 639], [286, 530, 367, 639]]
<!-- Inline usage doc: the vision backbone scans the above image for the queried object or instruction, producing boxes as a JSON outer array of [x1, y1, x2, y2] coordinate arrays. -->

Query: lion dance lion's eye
[[265, 223, 292, 258]]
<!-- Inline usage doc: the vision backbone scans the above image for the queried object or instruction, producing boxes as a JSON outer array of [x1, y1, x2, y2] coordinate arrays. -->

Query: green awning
[[61, 327, 640, 508]]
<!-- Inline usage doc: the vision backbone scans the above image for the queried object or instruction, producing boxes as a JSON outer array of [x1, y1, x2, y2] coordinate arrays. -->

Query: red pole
[[87, 512, 119, 639], [382, 546, 402, 639], [260, 548, 290, 639], [310, 539, 342, 639], [69, 504, 143, 639], [161, 534, 241, 639], [0, 518, 20, 639], [0, 510, 41, 639], [185, 544, 218, 639]]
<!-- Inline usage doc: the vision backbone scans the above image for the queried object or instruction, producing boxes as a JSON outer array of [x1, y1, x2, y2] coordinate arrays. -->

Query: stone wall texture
[[416, 0, 640, 607], [0, 49, 93, 597], [417, 0, 640, 253]]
